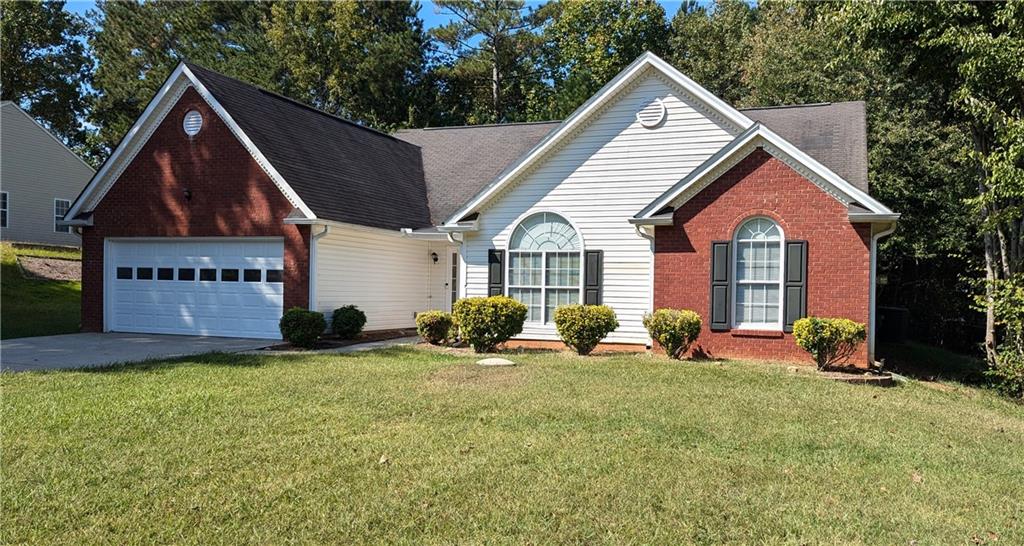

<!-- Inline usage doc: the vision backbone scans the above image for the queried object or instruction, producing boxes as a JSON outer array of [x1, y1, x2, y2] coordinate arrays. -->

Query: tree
[[266, 1, 429, 129], [90, 0, 277, 157], [668, 0, 755, 105], [534, 0, 669, 119], [1, 0, 92, 149], [430, 0, 543, 123], [844, 1, 1024, 364]]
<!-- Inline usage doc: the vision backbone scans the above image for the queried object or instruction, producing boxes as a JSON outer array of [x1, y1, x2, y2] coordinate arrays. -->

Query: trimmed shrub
[[793, 317, 867, 369], [416, 310, 454, 345], [988, 347, 1024, 399], [554, 304, 619, 355], [279, 307, 326, 349], [331, 305, 367, 339], [643, 308, 702, 359], [452, 296, 527, 353]]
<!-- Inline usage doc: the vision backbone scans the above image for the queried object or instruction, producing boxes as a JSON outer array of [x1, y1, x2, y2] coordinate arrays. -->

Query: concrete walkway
[[1, 333, 273, 372]]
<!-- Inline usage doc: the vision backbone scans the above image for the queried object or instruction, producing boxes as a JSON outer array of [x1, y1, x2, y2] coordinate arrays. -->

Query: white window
[[507, 212, 582, 323], [733, 217, 784, 329], [1, 191, 8, 228], [54, 199, 71, 233]]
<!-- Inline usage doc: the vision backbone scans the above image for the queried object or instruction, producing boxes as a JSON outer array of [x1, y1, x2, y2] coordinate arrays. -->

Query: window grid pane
[[54, 199, 70, 233], [509, 288, 542, 322], [545, 289, 579, 323], [735, 218, 782, 326]]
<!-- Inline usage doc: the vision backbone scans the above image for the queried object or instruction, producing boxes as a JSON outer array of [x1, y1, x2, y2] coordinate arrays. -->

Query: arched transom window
[[508, 212, 582, 323], [733, 217, 784, 329]]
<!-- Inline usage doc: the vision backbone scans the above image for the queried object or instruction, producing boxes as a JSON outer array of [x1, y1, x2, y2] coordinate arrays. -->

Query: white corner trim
[[637, 123, 895, 219], [441, 51, 755, 227], [67, 62, 316, 221]]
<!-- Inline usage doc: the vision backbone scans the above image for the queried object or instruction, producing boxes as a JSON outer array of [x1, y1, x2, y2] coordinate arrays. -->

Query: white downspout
[[868, 221, 897, 363], [636, 224, 656, 348], [309, 225, 330, 312]]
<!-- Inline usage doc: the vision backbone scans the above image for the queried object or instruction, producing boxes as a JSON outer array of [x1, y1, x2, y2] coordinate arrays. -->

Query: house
[[1, 101, 95, 247], [64, 53, 897, 365]]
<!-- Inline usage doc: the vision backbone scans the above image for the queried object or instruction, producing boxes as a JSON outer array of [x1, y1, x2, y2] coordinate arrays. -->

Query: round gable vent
[[636, 98, 667, 129], [183, 110, 203, 137]]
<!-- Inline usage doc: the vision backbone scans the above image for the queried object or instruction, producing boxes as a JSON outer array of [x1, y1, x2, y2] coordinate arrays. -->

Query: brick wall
[[653, 148, 871, 366], [80, 87, 309, 332]]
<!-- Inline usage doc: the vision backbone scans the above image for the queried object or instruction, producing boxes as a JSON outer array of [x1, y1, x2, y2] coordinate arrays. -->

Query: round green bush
[[642, 308, 702, 359], [279, 307, 326, 349], [452, 296, 527, 353], [416, 310, 454, 345], [554, 304, 619, 355], [792, 317, 867, 369], [331, 305, 367, 339]]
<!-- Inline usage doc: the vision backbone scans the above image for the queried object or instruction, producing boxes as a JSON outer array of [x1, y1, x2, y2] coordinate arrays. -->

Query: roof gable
[[440, 52, 756, 226], [635, 123, 895, 220]]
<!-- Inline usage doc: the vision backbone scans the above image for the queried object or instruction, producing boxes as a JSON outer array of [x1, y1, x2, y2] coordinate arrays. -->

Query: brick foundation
[[80, 87, 309, 332], [653, 149, 871, 366]]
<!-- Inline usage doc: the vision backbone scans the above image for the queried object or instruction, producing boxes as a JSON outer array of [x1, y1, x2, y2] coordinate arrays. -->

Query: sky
[[65, 1, 691, 30]]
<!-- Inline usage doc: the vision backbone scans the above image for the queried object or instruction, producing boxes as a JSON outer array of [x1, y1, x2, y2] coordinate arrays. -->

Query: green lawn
[[1, 243, 81, 339], [3, 347, 1022, 544]]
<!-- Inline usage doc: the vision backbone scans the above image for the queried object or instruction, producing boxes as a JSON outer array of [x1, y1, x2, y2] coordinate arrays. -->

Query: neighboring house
[[65, 53, 897, 365], [1, 101, 94, 247]]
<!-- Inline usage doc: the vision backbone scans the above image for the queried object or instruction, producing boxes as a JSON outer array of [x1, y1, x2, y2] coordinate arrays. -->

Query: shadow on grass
[[878, 341, 989, 386], [75, 351, 277, 374]]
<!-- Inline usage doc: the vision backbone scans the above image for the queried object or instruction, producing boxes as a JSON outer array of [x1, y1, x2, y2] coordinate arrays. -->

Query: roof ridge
[[398, 120, 563, 132], [182, 61, 406, 144], [740, 102, 836, 111]]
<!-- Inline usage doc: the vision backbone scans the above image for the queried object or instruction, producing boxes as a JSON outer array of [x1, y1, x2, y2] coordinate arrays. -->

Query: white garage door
[[107, 239, 285, 339]]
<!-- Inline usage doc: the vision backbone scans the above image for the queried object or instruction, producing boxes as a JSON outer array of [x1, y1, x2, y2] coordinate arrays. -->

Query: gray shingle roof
[[395, 122, 561, 224], [742, 101, 868, 192], [186, 63, 433, 230]]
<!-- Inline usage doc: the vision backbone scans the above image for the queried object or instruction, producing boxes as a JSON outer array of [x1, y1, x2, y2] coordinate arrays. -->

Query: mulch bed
[[262, 328, 418, 351], [17, 256, 82, 282]]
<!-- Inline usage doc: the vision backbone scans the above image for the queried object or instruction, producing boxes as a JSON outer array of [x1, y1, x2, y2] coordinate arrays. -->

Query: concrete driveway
[[1, 333, 273, 372]]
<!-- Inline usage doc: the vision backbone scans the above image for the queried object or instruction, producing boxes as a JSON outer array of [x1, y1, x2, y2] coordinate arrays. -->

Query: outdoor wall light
[[183, 188, 192, 201], [431, 252, 439, 263]]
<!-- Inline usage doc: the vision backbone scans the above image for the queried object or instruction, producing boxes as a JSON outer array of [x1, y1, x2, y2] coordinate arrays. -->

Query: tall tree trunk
[[491, 40, 502, 122], [984, 231, 999, 365]]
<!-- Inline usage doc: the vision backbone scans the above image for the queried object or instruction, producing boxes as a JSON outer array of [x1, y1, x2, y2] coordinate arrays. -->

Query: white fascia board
[[399, 228, 451, 240], [849, 212, 901, 222], [637, 124, 895, 219], [437, 221, 479, 233], [284, 217, 412, 239], [67, 63, 316, 221], [181, 65, 316, 219], [441, 51, 756, 227], [627, 215, 674, 226], [66, 63, 189, 220]]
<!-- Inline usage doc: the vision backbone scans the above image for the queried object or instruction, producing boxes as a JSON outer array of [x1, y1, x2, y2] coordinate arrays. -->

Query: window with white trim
[[1, 191, 8, 228], [507, 212, 582, 323], [54, 199, 71, 233], [733, 217, 784, 329]]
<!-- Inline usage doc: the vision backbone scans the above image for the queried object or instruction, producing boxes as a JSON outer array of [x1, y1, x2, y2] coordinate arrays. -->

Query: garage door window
[[178, 268, 195, 281], [221, 269, 239, 282], [136, 267, 153, 280], [244, 269, 261, 282], [199, 268, 216, 281], [266, 269, 284, 283], [117, 267, 132, 280], [157, 268, 174, 280]]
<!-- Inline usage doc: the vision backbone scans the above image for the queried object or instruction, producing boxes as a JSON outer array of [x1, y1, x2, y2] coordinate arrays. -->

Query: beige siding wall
[[1, 103, 94, 246], [314, 224, 454, 331], [461, 74, 738, 344]]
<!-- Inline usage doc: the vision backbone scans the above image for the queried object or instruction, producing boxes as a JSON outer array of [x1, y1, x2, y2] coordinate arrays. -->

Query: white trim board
[[635, 123, 896, 220], [66, 62, 316, 222], [441, 52, 755, 227]]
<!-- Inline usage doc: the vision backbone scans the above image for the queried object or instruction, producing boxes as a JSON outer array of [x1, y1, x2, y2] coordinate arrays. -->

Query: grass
[[8, 243, 82, 261], [0, 243, 81, 339], [3, 347, 1022, 544]]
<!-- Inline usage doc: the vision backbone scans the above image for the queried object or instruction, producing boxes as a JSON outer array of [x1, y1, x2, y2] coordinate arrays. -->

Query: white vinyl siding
[[460, 74, 738, 343], [314, 225, 455, 331]]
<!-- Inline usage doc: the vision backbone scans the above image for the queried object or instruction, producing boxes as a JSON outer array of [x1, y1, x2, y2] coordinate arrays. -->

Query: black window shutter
[[488, 249, 505, 296], [584, 250, 603, 305], [710, 241, 731, 331], [783, 240, 808, 332]]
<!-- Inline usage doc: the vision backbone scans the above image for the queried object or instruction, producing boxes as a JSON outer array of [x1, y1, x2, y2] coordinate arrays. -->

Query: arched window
[[508, 212, 582, 323], [733, 217, 784, 329]]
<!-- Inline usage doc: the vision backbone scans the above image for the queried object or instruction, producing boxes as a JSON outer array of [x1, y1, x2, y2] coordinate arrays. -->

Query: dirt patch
[[426, 363, 528, 390], [261, 329, 417, 351], [18, 256, 81, 282]]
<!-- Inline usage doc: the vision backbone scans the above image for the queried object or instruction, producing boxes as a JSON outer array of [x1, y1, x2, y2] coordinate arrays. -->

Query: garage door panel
[[108, 239, 285, 339]]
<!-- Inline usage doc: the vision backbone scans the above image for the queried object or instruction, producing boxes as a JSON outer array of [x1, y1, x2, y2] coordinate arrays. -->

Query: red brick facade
[[80, 87, 309, 332], [653, 148, 871, 365]]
